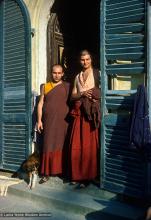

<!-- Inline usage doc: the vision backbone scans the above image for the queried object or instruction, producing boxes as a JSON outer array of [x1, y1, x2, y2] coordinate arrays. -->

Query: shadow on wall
[[100, 90, 150, 207], [31, 86, 44, 154]]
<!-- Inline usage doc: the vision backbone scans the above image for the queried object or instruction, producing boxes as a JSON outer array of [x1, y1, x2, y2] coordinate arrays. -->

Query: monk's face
[[80, 54, 92, 70], [52, 66, 64, 83]]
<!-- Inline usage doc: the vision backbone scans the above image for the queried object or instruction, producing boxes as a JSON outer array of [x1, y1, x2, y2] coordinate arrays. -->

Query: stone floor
[[0, 170, 146, 220]]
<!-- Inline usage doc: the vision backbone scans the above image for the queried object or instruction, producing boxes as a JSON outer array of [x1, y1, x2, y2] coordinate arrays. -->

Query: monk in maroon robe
[[37, 64, 70, 183], [69, 50, 101, 187]]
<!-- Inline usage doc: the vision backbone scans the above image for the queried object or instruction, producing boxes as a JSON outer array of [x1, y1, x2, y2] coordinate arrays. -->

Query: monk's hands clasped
[[81, 89, 93, 99]]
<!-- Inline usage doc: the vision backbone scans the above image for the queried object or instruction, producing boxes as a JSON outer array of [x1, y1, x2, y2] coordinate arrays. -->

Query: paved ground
[[0, 193, 136, 220], [0, 171, 146, 220], [0, 194, 86, 220]]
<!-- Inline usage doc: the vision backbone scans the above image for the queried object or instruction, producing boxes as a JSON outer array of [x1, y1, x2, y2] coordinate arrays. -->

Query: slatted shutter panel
[[0, 0, 31, 171], [101, 0, 147, 197]]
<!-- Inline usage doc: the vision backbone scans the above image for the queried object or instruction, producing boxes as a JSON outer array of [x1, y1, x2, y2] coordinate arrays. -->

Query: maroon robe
[[41, 82, 69, 176], [69, 69, 100, 181]]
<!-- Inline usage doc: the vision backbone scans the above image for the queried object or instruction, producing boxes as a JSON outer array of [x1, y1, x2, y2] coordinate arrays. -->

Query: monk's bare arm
[[71, 79, 81, 100]]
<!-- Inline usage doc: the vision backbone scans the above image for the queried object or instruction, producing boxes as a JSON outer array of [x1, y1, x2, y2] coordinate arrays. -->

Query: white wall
[[23, 0, 54, 94]]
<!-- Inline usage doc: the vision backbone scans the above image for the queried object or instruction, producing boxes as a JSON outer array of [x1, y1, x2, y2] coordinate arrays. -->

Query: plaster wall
[[23, 0, 54, 94]]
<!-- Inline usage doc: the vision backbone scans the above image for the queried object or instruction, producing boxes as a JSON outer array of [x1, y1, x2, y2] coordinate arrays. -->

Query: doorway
[[47, 0, 100, 82], [47, 0, 101, 186]]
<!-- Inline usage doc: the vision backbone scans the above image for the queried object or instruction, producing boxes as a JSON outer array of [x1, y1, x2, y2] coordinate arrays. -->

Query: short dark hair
[[79, 49, 92, 59]]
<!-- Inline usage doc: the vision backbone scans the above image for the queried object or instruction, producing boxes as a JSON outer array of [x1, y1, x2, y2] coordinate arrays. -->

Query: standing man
[[37, 64, 70, 184], [69, 50, 101, 187]]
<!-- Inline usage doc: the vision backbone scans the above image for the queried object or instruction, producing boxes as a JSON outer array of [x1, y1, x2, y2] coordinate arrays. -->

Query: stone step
[[0, 194, 85, 220], [7, 180, 145, 220]]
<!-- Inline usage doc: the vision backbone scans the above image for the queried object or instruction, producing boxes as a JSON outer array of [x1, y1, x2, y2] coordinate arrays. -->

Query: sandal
[[70, 182, 77, 185], [78, 181, 89, 189], [79, 183, 86, 188], [39, 176, 49, 184]]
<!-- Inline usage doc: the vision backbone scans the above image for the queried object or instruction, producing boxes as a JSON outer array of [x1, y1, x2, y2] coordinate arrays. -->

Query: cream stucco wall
[[23, 0, 54, 94]]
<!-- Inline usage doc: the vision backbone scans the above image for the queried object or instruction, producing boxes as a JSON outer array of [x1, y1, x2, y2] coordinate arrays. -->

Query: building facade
[[0, 0, 150, 198]]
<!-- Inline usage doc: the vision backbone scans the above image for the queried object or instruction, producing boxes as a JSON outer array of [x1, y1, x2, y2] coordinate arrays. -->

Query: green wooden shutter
[[101, 0, 148, 197], [0, 0, 31, 171]]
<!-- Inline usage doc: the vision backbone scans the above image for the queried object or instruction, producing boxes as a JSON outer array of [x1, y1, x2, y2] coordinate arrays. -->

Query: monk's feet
[[70, 181, 77, 185], [78, 181, 89, 189], [39, 176, 49, 184], [79, 183, 87, 188]]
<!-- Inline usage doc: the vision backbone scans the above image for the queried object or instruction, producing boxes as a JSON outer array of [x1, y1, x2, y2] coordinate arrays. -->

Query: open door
[[101, 0, 148, 197], [0, 0, 31, 171]]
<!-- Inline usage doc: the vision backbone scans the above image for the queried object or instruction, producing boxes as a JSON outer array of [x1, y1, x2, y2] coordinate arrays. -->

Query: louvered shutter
[[101, 0, 148, 197], [0, 0, 31, 171]]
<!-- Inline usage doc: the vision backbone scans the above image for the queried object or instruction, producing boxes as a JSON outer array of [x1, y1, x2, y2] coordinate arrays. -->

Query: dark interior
[[50, 0, 100, 80]]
